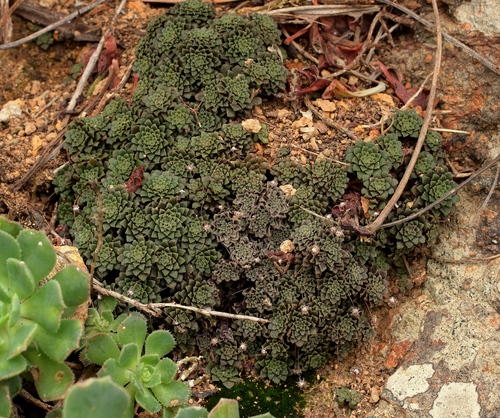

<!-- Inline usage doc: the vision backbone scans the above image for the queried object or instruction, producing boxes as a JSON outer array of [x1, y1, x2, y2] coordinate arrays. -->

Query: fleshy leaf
[[118, 343, 140, 369], [155, 357, 177, 384], [133, 378, 162, 413], [6, 320, 37, 360], [0, 230, 21, 280], [175, 407, 209, 418], [51, 265, 90, 307], [0, 354, 27, 381], [62, 377, 130, 418], [117, 313, 147, 351], [98, 295, 117, 313], [98, 358, 130, 387], [24, 348, 74, 401], [86, 333, 120, 366], [33, 319, 82, 362], [0, 217, 22, 238], [145, 330, 176, 357], [6, 258, 35, 300], [17, 229, 56, 283], [0, 386, 11, 418], [151, 381, 190, 407], [7, 293, 20, 328], [20, 280, 64, 333], [208, 398, 239, 418]]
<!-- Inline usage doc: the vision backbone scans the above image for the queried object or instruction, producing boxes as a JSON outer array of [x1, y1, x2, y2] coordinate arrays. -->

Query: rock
[[0, 100, 23, 123], [279, 184, 296, 197], [280, 240, 295, 253], [370, 386, 380, 403], [454, 0, 500, 36], [430, 382, 481, 418], [384, 363, 434, 403], [313, 99, 337, 112], [241, 119, 261, 133], [30, 81, 41, 96], [25, 122, 36, 136]]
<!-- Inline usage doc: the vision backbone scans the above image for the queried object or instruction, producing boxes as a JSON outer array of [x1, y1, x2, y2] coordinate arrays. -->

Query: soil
[[1, 0, 499, 417]]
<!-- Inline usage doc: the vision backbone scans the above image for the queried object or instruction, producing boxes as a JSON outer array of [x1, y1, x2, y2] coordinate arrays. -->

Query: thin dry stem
[[377, 0, 500, 75], [92, 279, 270, 323], [289, 144, 350, 166], [19, 389, 53, 412], [469, 163, 500, 227], [400, 71, 433, 110], [0, 0, 24, 41], [381, 152, 500, 228], [281, 27, 319, 64], [365, 0, 443, 234], [0, 0, 105, 50]]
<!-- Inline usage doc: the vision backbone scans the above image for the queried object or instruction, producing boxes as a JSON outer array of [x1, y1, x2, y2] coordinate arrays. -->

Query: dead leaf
[[361, 196, 371, 217], [374, 61, 430, 109], [126, 166, 145, 193]]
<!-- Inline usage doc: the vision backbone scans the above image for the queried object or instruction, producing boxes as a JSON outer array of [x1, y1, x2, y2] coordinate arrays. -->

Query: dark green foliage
[[376, 133, 403, 169], [256, 358, 290, 384], [271, 159, 304, 187], [424, 129, 442, 153], [391, 109, 423, 138], [117, 238, 158, 281], [155, 240, 189, 289], [346, 141, 390, 182], [53, 0, 459, 390], [305, 158, 348, 202], [137, 171, 182, 203], [336, 387, 363, 410], [130, 118, 169, 164], [107, 150, 139, 182], [114, 274, 162, 304], [92, 234, 122, 279], [413, 170, 459, 216]]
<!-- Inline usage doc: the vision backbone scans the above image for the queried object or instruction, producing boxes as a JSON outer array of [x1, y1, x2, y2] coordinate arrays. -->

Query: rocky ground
[[1, 0, 500, 417]]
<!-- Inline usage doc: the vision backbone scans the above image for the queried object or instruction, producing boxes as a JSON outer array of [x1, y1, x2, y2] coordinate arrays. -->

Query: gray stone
[[385, 364, 435, 403], [430, 382, 480, 418], [455, 0, 500, 36]]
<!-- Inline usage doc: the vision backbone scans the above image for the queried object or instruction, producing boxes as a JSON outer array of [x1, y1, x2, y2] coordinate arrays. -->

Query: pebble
[[25, 122, 36, 135], [0, 100, 23, 122], [30, 80, 41, 96]]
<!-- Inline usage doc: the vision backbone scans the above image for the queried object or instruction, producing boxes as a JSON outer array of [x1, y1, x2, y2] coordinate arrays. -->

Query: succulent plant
[[0, 217, 89, 415], [92, 234, 123, 279], [149, 202, 189, 241], [190, 246, 221, 276], [232, 318, 263, 342], [390, 217, 426, 252], [390, 109, 423, 138], [117, 238, 158, 281], [130, 118, 170, 164], [289, 310, 318, 347], [346, 141, 391, 182], [188, 176, 230, 211], [155, 240, 189, 289], [212, 259, 242, 283], [114, 274, 162, 303], [64, 118, 106, 162], [138, 171, 182, 204], [169, 0, 215, 25], [221, 122, 254, 154], [413, 170, 459, 216], [248, 13, 282, 46], [256, 357, 290, 384], [362, 268, 387, 306], [260, 54, 288, 96], [209, 364, 240, 389], [226, 28, 263, 65], [288, 186, 329, 225], [86, 313, 190, 416], [376, 133, 403, 169], [218, 72, 261, 118], [192, 132, 224, 158], [305, 158, 349, 203], [212, 211, 242, 245], [424, 130, 442, 153], [228, 237, 260, 268], [271, 159, 304, 187], [361, 174, 398, 202]]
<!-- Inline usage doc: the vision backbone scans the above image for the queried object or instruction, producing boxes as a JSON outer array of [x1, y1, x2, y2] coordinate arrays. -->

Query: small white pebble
[[38, 242, 43, 246]]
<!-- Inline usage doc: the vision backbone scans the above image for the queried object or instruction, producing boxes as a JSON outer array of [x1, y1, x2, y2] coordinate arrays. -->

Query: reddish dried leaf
[[331, 192, 360, 217], [375, 61, 430, 109], [296, 78, 331, 95], [322, 79, 357, 99], [309, 23, 325, 55], [284, 24, 311, 45], [81, 34, 119, 76], [110, 59, 120, 88], [360, 196, 371, 217], [126, 166, 145, 193]]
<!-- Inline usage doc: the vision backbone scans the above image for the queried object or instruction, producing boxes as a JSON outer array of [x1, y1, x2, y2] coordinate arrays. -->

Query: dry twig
[[0, 0, 24, 41], [400, 71, 433, 110], [19, 389, 53, 412], [364, 0, 443, 234], [0, 0, 105, 50], [377, 0, 500, 75], [92, 279, 270, 323], [469, 163, 500, 227]]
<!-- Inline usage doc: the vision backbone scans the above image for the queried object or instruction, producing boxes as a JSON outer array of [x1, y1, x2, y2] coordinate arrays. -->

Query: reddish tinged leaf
[[322, 79, 357, 99], [284, 24, 311, 45], [309, 23, 325, 55], [81, 34, 119, 76], [296, 78, 331, 95], [295, 66, 330, 95], [126, 166, 144, 194], [331, 192, 360, 217], [374, 61, 430, 109], [110, 59, 120, 89], [131, 73, 140, 96]]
